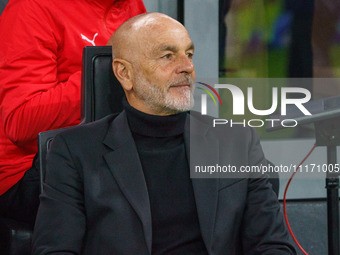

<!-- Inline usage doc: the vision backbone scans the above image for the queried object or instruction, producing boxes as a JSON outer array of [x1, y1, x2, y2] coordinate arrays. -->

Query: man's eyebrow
[[159, 44, 178, 52], [158, 42, 195, 52], [187, 42, 195, 51]]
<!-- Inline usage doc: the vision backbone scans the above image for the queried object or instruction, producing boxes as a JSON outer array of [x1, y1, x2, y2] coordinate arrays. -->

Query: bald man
[[32, 13, 295, 255]]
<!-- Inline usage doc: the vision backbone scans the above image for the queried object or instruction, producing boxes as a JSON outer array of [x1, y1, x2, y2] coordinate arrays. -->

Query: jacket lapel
[[103, 111, 152, 254], [184, 114, 219, 252]]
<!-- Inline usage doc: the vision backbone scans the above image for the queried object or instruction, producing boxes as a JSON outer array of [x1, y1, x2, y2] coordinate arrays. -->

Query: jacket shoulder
[[53, 113, 119, 146]]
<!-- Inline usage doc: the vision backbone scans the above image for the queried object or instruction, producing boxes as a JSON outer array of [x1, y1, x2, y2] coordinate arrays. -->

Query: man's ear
[[112, 59, 134, 91]]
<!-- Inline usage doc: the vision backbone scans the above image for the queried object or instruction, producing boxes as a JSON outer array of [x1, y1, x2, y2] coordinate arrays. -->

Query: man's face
[[130, 18, 196, 115]]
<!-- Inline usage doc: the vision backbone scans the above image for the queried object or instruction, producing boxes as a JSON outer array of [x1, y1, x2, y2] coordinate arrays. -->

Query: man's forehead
[[156, 41, 195, 52], [114, 13, 193, 59], [142, 24, 193, 51], [152, 27, 193, 46]]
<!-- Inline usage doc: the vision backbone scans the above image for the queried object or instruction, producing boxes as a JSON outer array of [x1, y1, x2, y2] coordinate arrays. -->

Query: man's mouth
[[171, 83, 190, 88]]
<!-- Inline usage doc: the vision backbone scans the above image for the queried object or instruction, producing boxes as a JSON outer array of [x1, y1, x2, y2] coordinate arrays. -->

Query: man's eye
[[186, 52, 194, 58], [161, 54, 172, 59]]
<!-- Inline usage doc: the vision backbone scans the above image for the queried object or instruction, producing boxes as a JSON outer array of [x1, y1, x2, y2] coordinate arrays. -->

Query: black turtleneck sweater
[[124, 102, 208, 255]]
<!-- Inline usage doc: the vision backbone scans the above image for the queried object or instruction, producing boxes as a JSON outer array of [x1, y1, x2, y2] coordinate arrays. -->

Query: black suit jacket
[[32, 111, 295, 255]]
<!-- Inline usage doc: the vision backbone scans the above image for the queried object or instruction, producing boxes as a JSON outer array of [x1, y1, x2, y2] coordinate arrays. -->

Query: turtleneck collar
[[124, 99, 187, 138]]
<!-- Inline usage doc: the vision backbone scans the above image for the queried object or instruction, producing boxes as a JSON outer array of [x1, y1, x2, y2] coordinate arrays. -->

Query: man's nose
[[176, 54, 195, 74]]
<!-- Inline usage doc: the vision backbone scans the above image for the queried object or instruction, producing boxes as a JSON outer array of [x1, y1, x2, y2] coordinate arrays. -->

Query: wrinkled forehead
[[133, 17, 192, 52]]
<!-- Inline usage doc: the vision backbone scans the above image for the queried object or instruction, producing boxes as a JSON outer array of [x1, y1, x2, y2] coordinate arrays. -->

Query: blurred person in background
[[0, 0, 146, 227]]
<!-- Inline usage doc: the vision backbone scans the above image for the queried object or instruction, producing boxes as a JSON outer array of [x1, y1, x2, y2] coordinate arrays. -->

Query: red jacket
[[0, 0, 146, 195]]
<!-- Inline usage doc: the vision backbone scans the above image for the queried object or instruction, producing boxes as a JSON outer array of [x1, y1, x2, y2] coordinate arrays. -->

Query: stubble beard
[[134, 73, 195, 115]]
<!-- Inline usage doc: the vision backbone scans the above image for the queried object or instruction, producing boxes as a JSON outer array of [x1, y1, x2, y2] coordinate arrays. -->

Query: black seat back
[[81, 46, 125, 123], [38, 127, 70, 192], [39, 46, 123, 191]]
